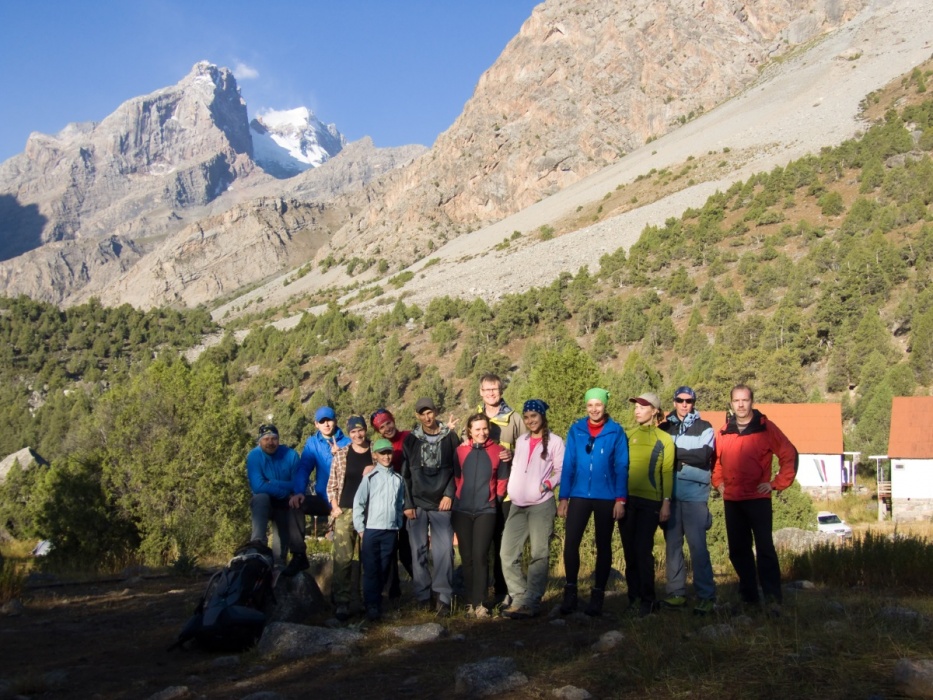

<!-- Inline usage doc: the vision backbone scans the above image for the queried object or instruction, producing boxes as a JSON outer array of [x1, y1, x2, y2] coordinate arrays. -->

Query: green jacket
[[626, 424, 675, 502]]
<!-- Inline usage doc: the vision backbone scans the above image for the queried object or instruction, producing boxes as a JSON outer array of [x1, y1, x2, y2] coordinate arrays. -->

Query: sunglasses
[[585, 436, 595, 454], [674, 398, 695, 405]]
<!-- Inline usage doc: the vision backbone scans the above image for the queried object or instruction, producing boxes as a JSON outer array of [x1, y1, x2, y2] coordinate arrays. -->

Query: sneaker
[[503, 604, 535, 620], [366, 605, 381, 622], [693, 599, 715, 615], [584, 588, 604, 617], [473, 605, 490, 619], [435, 600, 451, 618], [559, 584, 578, 615], [661, 595, 687, 609], [334, 604, 350, 622], [281, 552, 310, 577]]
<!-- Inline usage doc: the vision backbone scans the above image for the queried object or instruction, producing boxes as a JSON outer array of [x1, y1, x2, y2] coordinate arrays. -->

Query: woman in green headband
[[556, 388, 630, 616]]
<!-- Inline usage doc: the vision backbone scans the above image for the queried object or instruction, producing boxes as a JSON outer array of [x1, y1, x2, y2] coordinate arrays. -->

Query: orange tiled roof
[[700, 403, 842, 454], [888, 396, 933, 458]]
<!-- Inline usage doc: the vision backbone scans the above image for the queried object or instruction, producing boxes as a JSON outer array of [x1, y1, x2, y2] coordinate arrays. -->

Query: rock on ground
[[257, 622, 363, 660], [388, 622, 447, 643], [454, 657, 528, 697], [553, 685, 594, 699], [895, 658, 933, 699]]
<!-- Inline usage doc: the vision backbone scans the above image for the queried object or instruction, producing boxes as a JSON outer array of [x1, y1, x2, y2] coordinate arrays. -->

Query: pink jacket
[[507, 432, 564, 507]]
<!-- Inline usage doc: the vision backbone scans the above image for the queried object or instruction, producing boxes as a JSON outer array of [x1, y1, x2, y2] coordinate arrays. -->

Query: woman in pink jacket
[[499, 400, 564, 619]]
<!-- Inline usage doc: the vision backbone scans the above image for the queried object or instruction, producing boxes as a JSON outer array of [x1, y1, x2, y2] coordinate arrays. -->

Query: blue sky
[[0, 1, 540, 163]]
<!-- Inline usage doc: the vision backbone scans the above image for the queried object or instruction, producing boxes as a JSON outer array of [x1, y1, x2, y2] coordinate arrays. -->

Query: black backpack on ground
[[168, 540, 276, 652]]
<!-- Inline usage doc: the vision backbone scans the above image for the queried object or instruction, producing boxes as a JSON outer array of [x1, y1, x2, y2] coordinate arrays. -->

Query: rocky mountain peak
[[250, 106, 346, 178]]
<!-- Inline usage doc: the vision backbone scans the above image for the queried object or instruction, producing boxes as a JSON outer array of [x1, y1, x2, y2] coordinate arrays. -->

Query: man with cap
[[712, 384, 798, 616], [401, 397, 461, 616], [658, 386, 717, 614], [294, 406, 351, 511], [354, 437, 406, 621], [326, 415, 373, 620], [371, 408, 413, 593], [246, 424, 308, 575]]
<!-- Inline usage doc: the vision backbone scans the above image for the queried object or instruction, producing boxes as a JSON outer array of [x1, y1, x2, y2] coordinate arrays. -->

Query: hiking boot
[[624, 598, 642, 617], [281, 552, 310, 577], [638, 600, 658, 618], [435, 600, 451, 618], [661, 595, 687, 610], [334, 604, 350, 622], [559, 584, 578, 615], [504, 604, 535, 620], [767, 602, 782, 619], [693, 599, 715, 615], [366, 605, 381, 622], [584, 588, 605, 617], [473, 604, 490, 619]]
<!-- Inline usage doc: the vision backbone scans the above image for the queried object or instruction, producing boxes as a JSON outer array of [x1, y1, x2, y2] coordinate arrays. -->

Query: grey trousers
[[249, 493, 290, 564], [500, 498, 556, 610], [664, 499, 716, 601], [406, 508, 454, 605]]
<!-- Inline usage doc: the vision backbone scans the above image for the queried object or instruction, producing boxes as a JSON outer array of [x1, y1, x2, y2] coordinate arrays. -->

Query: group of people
[[246, 376, 798, 622]]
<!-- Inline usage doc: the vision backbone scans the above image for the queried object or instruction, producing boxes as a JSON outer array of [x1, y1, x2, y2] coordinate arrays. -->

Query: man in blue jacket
[[289, 406, 350, 557], [246, 423, 309, 576], [658, 386, 716, 614]]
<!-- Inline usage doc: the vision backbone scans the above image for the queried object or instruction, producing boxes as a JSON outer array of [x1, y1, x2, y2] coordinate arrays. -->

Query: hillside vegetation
[[1, 67, 933, 567]]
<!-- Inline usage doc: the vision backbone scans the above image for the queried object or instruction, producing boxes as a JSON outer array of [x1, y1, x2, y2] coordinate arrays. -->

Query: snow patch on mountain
[[250, 107, 346, 179]]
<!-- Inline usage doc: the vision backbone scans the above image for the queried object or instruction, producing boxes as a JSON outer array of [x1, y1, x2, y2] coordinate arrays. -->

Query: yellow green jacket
[[626, 424, 675, 502]]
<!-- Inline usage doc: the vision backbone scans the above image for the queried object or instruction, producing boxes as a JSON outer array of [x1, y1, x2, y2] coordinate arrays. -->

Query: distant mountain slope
[[0, 62, 255, 260], [217, 0, 931, 321], [327, 0, 870, 267]]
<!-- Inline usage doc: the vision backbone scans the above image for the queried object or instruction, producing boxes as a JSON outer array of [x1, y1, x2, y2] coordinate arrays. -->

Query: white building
[[888, 396, 933, 522]]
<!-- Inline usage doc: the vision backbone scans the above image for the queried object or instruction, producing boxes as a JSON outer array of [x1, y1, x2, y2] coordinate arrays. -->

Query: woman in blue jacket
[[557, 388, 629, 616]]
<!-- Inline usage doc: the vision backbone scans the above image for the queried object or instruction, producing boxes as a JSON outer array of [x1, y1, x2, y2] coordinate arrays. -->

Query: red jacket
[[454, 440, 506, 512], [711, 410, 798, 501]]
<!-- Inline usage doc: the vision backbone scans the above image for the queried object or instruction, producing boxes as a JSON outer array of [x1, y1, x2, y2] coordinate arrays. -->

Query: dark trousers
[[618, 496, 661, 603], [288, 494, 331, 554], [563, 498, 615, 589], [452, 511, 497, 607], [491, 500, 511, 597], [387, 527, 413, 597], [724, 498, 782, 603], [361, 529, 397, 608]]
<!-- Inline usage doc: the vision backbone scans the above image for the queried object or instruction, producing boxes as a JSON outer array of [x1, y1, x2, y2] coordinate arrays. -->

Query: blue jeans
[[664, 499, 716, 601]]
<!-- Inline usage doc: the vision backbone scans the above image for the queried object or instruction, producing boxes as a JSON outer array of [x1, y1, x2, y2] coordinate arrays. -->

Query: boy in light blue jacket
[[354, 438, 406, 621]]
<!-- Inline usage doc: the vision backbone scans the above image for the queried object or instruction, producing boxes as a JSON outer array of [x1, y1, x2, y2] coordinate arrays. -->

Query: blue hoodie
[[294, 428, 351, 504], [560, 417, 629, 501]]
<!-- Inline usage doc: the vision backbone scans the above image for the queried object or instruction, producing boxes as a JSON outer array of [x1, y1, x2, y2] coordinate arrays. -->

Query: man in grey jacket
[[658, 386, 717, 614]]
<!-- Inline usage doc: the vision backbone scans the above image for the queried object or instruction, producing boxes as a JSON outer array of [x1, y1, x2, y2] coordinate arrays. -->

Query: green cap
[[372, 438, 394, 454], [584, 387, 610, 406]]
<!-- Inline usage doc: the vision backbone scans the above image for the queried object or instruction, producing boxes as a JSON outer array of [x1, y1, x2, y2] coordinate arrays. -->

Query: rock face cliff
[[0, 62, 255, 261], [332, 0, 868, 265], [78, 198, 339, 310]]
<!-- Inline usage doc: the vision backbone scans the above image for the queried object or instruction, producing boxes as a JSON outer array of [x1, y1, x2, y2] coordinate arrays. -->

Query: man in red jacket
[[711, 385, 797, 614]]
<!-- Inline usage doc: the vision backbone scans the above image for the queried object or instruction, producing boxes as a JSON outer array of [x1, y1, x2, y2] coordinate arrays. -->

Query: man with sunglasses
[[658, 386, 717, 614]]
